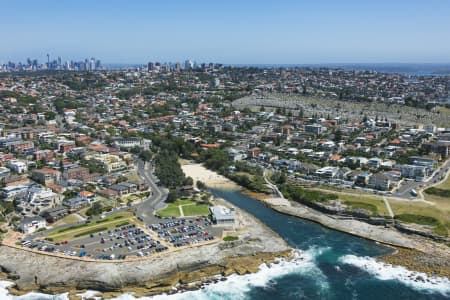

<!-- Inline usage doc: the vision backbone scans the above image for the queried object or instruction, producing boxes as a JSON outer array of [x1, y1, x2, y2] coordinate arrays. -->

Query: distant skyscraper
[[89, 58, 95, 71], [184, 59, 193, 70]]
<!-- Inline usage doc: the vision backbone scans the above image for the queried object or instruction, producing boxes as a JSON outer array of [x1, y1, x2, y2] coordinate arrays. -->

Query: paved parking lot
[[21, 223, 169, 260], [148, 216, 222, 248], [21, 216, 223, 260]]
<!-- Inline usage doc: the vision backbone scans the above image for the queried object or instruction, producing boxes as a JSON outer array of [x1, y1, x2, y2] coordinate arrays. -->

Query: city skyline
[[1, 0, 450, 64], [1, 2, 450, 297]]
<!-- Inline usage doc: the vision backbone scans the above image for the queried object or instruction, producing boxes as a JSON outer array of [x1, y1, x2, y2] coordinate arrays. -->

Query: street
[[135, 159, 168, 222], [392, 159, 450, 199]]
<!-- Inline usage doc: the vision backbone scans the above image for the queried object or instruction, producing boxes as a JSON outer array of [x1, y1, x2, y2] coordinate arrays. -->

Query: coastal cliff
[[246, 193, 450, 278], [0, 202, 290, 297]]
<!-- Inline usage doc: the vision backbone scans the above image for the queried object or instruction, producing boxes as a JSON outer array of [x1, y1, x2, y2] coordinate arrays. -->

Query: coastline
[[2, 250, 292, 298], [182, 163, 450, 278], [0, 187, 291, 298], [181, 162, 239, 189]]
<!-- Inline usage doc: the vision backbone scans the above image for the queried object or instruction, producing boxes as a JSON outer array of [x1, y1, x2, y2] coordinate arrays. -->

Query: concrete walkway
[[383, 196, 395, 218], [178, 203, 196, 217], [263, 170, 285, 199], [262, 170, 291, 206]]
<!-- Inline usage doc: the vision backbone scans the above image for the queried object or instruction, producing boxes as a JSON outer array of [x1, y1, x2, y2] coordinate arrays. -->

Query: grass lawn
[[223, 236, 239, 242], [436, 174, 450, 190], [125, 172, 143, 183], [389, 199, 449, 236], [123, 194, 140, 203], [389, 199, 449, 222], [53, 214, 82, 226], [338, 194, 389, 216], [46, 211, 133, 242], [413, 175, 450, 236], [156, 199, 210, 217], [77, 207, 90, 218], [436, 106, 450, 118], [174, 199, 195, 206], [182, 204, 210, 216], [156, 204, 181, 217], [395, 214, 440, 226], [424, 194, 450, 212]]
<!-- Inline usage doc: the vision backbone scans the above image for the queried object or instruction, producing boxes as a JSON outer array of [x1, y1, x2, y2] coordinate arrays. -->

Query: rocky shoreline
[[0, 198, 291, 298], [241, 190, 450, 278], [181, 163, 450, 279], [4, 250, 292, 299], [381, 247, 450, 279]]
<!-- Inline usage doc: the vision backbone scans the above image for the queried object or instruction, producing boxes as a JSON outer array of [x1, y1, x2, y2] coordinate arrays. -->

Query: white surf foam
[[0, 247, 328, 300], [339, 254, 450, 297], [76, 290, 102, 299], [0, 280, 70, 300], [110, 246, 330, 300]]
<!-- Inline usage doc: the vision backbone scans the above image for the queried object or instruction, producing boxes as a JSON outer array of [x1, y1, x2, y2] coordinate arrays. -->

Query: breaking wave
[[339, 254, 450, 297], [0, 247, 329, 300]]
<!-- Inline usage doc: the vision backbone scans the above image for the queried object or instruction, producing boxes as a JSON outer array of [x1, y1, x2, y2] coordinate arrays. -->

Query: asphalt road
[[393, 159, 450, 199], [135, 159, 168, 223], [28, 159, 168, 240]]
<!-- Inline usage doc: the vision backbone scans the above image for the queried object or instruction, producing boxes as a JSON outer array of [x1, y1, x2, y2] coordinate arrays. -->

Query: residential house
[[6, 160, 27, 174], [34, 149, 54, 161], [368, 173, 391, 191], [84, 154, 127, 173], [31, 168, 61, 185], [109, 184, 130, 196], [355, 172, 371, 186], [395, 164, 428, 181], [19, 216, 47, 234], [315, 166, 339, 178], [62, 166, 90, 181], [40, 206, 69, 223], [63, 197, 90, 210], [118, 182, 137, 193]]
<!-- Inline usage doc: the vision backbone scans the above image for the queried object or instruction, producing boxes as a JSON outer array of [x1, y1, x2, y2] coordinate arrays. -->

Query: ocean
[[1, 188, 449, 300], [103, 63, 450, 76], [229, 63, 450, 76]]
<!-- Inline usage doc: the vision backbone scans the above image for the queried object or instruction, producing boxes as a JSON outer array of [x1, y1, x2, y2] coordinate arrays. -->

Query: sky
[[1, 0, 450, 64]]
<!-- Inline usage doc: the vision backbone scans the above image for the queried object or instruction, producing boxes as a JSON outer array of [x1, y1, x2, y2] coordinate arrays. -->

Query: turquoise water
[[1, 188, 449, 300], [205, 188, 450, 300]]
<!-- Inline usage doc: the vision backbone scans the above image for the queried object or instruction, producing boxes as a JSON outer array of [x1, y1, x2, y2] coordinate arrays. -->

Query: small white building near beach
[[210, 205, 235, 225]]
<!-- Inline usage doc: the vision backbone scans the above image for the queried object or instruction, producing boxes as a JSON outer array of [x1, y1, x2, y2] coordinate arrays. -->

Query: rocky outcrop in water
[[382, 248, 450, 279], [0, 205, 290, 296]]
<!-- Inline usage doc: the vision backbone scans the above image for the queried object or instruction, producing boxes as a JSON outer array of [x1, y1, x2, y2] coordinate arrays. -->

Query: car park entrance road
[[16, 216, 222, 261], [135, 159, 168, 223], [5, 159, 226, 262]]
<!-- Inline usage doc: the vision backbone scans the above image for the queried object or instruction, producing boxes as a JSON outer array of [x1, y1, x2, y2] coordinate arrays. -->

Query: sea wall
[[0, 233, 290, 296], [268, 202, 419, 249], [0, 198, 290, 296]]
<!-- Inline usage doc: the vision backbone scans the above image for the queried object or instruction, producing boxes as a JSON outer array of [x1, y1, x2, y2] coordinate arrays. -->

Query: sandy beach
[[181, 162, 238, 189], [182, 162, 450, 278]]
